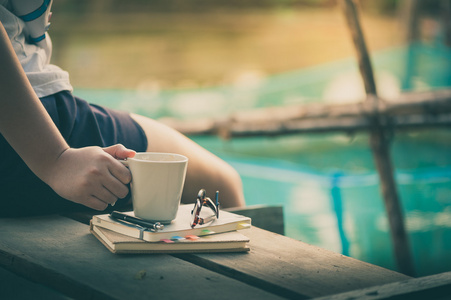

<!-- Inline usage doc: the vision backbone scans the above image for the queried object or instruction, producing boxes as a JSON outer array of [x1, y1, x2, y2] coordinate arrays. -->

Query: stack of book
[[90, 204, 252, 254]]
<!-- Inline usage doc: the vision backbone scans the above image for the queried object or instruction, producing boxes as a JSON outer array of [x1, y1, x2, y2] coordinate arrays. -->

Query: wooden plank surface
[[65, 211, 410, 299], [225, 205, 284, 235], [0, 266, 70, 300], [177, 227, 410, 299], [0, 216, 283, 300], [311, 271, 451, 300]]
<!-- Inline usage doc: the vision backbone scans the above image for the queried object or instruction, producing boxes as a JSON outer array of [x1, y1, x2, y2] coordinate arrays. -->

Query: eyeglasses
[[190, 189, 220, 228]]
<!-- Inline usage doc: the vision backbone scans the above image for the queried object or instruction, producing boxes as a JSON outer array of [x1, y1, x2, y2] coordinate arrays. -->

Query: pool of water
[[192, 131, 451, 277], [75, 43, 451, 276]]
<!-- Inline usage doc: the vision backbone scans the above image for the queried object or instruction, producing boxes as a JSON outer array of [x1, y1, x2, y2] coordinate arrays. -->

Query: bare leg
[[130, 113, 245, 208]]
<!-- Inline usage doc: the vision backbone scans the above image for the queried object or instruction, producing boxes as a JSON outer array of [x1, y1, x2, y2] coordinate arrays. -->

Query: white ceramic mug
[[122, 152, 188, 223]]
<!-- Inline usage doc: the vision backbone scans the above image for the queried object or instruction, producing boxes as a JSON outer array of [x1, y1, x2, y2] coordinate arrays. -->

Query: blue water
[[192, 132, 451, 277], [75, 43, 451, 276]]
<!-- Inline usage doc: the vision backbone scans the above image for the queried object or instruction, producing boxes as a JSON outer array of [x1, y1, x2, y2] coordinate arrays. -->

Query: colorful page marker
[[201, 229, 215, 235], [161, 239, 175, 243], [237, 223, 251, 230]]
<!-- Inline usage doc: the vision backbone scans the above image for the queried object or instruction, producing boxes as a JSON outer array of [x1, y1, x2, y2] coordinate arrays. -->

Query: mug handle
[[119, 159, 129, 167]]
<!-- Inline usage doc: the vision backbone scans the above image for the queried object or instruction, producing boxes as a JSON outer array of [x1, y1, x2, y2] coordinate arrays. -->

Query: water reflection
[[224, 154, 451, 276]]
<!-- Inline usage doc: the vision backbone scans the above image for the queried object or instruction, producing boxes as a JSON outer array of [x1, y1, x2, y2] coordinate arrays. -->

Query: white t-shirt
[[0, 1, 73, 98]]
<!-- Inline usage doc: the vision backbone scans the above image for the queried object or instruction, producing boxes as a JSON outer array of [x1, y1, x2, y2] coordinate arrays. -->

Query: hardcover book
[[91, 204, 251, 242], [90, 223, 250, 254]]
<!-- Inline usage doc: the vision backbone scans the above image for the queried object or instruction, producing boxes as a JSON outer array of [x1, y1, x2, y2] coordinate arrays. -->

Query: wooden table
[[0, 214, 449, 299]]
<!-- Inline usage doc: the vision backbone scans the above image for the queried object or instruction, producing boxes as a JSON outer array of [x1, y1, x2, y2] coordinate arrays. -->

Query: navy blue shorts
[[0, 91, 148, 217]]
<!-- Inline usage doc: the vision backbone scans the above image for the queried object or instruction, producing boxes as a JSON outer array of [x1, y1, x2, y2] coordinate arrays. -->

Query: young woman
[[0, 1, 244, 216]]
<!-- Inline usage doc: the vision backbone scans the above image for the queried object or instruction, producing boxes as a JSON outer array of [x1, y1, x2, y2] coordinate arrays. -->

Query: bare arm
[[0, 21, 134, 210]]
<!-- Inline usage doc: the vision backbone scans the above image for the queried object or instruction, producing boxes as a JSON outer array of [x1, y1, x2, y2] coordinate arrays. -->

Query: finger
[[82, 195, 109, 211], [109, 160, 132, 185], [103, 175, 130, 199], [92, 186, 118, 205], [104, 144, 136, 160]]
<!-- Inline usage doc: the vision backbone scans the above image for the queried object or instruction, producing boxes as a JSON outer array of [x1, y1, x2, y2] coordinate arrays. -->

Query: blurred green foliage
[[54, 0, 448, 16], [54, 0, 404, 14]]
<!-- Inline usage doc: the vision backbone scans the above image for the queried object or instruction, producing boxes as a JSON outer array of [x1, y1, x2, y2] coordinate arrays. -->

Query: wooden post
[[399, 0, 420, 90], [340, 0, 415, 276], [442, 0, 451, 47], [400, 0, 420, 43]]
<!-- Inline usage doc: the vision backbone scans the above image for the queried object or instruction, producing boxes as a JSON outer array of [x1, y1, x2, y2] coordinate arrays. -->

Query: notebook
[[91, 204, 251, 242], [90, 222, 250, 254]]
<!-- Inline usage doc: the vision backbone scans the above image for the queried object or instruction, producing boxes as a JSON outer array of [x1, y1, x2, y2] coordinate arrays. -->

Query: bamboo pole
[[443, 0, 451, 47], [340, 0, 415, 276], [160, 89, 451, 137], [400, 0, 420, 43]]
